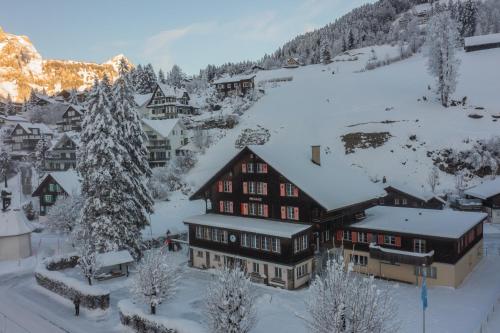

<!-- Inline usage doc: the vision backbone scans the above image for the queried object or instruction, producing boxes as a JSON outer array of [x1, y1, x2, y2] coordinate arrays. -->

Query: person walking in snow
[[74, 296, 81, 316]]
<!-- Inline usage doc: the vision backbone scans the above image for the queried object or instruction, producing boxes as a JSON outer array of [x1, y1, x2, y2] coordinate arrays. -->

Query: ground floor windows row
[[195, 226, 228, 244]]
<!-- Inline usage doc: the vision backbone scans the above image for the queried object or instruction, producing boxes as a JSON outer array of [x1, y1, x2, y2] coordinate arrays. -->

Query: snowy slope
[[188, 46, 500, 195]]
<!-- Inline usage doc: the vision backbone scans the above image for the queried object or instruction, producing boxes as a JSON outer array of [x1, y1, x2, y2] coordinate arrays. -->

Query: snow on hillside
[[188, 45, 500, 195]]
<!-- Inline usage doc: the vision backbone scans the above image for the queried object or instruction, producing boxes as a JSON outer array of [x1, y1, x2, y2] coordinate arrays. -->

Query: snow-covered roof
[[134, 93, 153, 108], [157, 84, 187, 99], [385, 183, 445, 203], [465, 33, 500, 48], [141, 118, 182, 138], [52, 131, 80, 149], [16, 122, 52, 135], [0, 115, 28, 122], [248, 145, 385, 211], [184, 214, 311, 238], [350, 206, 486, 239], [96, 250, 134, 268], [464, 177, 500, 200], [0, 209, 32, 237], [40, 170, 81, 195], [212, 74, 256, 85]]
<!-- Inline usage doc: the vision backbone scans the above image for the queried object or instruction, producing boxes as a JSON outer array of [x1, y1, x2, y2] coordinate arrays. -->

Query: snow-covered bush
[[22, 201, 37, 221], [132, 250, 182, 315], [148, 167, 172, 201], [45, 193, 83, 233], [303, 256, 398, 333], [204, 266, 256, 333], [77, 241, 100, 286], [234, 126, 271, 149]]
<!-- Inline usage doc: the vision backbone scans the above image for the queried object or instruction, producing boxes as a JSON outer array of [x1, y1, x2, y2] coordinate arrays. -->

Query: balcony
[[369, 244, 434, 266]]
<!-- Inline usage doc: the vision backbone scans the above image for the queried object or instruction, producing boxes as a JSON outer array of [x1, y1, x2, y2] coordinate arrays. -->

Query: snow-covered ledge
[[369, 243, 434, 258], [118, 299, 205, 333]]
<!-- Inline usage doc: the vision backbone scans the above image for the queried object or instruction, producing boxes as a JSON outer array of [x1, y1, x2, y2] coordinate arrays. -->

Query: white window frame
[[384, 235, 396, 246], [358, 232, 368, 243], [253, 262, 260, 273], [414, 239, 426, 253], [274, 267, 282, 279], [343, 230, 352, 241], [272, 238, 281, 253]]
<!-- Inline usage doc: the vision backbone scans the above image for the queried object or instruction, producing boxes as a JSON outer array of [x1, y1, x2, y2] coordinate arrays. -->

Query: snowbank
[[118, 299, 205, 333]]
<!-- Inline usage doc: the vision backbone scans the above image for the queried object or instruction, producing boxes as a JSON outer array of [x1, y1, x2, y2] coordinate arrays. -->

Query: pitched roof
[[51, 131, 80, 149], [157, 83, 188, 99], [350, 206, 486, 239], [464, 177, 500, 200], [191, 145, 385, 212], [96, 250, 134, 267], [464, 33, 500, 48], [141, 118, 183, 138], [15, 122, 53, 135], [34, 170, 81, 196], [184, 214, 311, 238], [384, 183, 445, 204], [212, 74, 256, 85]]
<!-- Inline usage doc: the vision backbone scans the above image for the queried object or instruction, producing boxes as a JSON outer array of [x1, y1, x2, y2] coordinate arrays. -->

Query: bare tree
[[46, 192, 83, 233], [455, 170, 466, 196], [132, 250, 181, 314], [303, 256, 399, 333], [204, 265, 256, 333], [77, 240, 99, 285], [427, 166, 440, 193]]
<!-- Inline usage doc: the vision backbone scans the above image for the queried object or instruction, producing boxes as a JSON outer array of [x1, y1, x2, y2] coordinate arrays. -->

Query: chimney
[[311, 145, 321, 166], [382, 176, 387, 184]]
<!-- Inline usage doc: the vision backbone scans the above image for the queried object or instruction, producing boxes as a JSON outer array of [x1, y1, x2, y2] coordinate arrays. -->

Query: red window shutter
[[293, 186, 299, 197], [280, 206, 286, 219], [219, 201, 224, 213], [395, 236, 401, 247], [243, 182, 248, 194], [280, 184, 285, 196], [240, 203, 245, 215], [263, 183, 268, 195], [228, 181, 233, 193], [263, 204, 269, 217], [229, 201, 233, 213], [244, 203, 249, 215], [218, 181, 223, 192], [262, 164, 268, 173], [367, 233, 372, 243], [242, 163, 247, 173], [293, 207, 299, 220], [378, 235, 384, 245], [352, 232, 358, 243], [336, 230, 343, 241]]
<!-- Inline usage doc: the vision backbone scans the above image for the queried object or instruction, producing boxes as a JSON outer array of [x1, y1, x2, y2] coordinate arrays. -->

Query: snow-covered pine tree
[[112, 59, 154, 232], [77, 75, 143, 257], [68, 88, 79, 105], [143, 63, 158, 93], [133, 64, 156, 94], [158, 69, 167, 84], [6, 94, 15, 115], [204, 266, 256, 333], [34, 137, 51, 175], [320, 31, 332, 64], [0, 146, 14, 187], [46, 192, 83, 234], [425, 11, 461, 107], [132, 249, 181, 314], [167, 64, 186, 88], [304, 256, 398, 333], [458, 0, 478, 37]]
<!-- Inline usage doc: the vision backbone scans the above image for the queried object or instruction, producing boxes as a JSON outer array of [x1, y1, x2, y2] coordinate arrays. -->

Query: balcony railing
[[369, 244, 434, 266]]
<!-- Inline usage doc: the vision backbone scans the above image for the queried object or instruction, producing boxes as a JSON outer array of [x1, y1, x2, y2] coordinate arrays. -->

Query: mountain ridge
[[0, 26, 132, 102]]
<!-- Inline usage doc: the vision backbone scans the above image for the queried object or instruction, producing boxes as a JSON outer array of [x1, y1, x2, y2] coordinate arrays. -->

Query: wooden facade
[[213, 75, 255, 98], [56, 106, 83, 132], [32, 175, 69, 215], [7, 123, 53, 152], [45, 134, 78, 171], [146, 84, 197, 119]]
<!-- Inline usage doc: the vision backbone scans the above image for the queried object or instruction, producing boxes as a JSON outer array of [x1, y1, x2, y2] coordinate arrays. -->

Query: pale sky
[[0, 0, 376, 74]]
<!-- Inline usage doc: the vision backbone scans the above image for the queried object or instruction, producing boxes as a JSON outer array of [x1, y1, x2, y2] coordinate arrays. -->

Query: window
[[350, 254, 368, 266], [212, 228, 219, 242], [324, 230, 330, 242], [294, 235, 308, 253], [250, 234, 259, 249], [284, 183, 298, 197], [394, 198, 400, 205], [262, 236, 271, 251], [256, 163, 268, 173], [248, 182, 256, 194], [414, 239, 426, 253], [44, 195, 54, 203], [241, 234, 249, 247], [286, 206, 298, 220], [223, 181, 232, 193], [246, 163, 254, 173], [220, 201, 234, 213], [214, 255, 221, 262], [358, 232, 368, 243], [195, 226, 202, 239], [253, 262, 260, 273], [402, 198, 408, 205], [297, 263, 308, 278], [384, 235, 396, 246], [197, 251, 203, 258], [415, 266, 437, 279], [343, 230, 352, 241], [274, 267, 282, 279], [272, 238, 281, 253]]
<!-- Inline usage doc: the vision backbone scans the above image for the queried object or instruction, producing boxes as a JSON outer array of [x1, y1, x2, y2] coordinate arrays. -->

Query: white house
[[141, 118, 190, 167]]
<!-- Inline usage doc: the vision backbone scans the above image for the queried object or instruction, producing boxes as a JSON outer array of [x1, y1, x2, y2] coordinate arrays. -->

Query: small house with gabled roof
[[212, 74, 256, 98], [32, 170, 81, 215], [464, 177, 500, 224], [56, 105, 84, 132]]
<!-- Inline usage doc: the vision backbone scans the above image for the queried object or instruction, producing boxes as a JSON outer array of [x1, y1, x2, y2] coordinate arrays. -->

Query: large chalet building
[[45, 132, 79, 171], [143, 83, 198, 119], [56, 105, 84, 132], [7, 122, 54, 154], [213, 74, 256, 98], [184, 145, 384, 289]]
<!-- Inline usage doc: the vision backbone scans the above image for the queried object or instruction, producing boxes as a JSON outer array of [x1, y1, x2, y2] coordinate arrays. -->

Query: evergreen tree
[[158, 69, 167, 84], [459, 0, 478, 37], [348, 30, 355, 50], [425, 11, 461, 107], [68, 89, 79, 105], [77, 75, 144, 257], [34, 137, 51, 174], [167, 64, 185, 88], [0, 146, 14, 187], [6, 94, 15, 115], [320, 32, 332, 64]]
